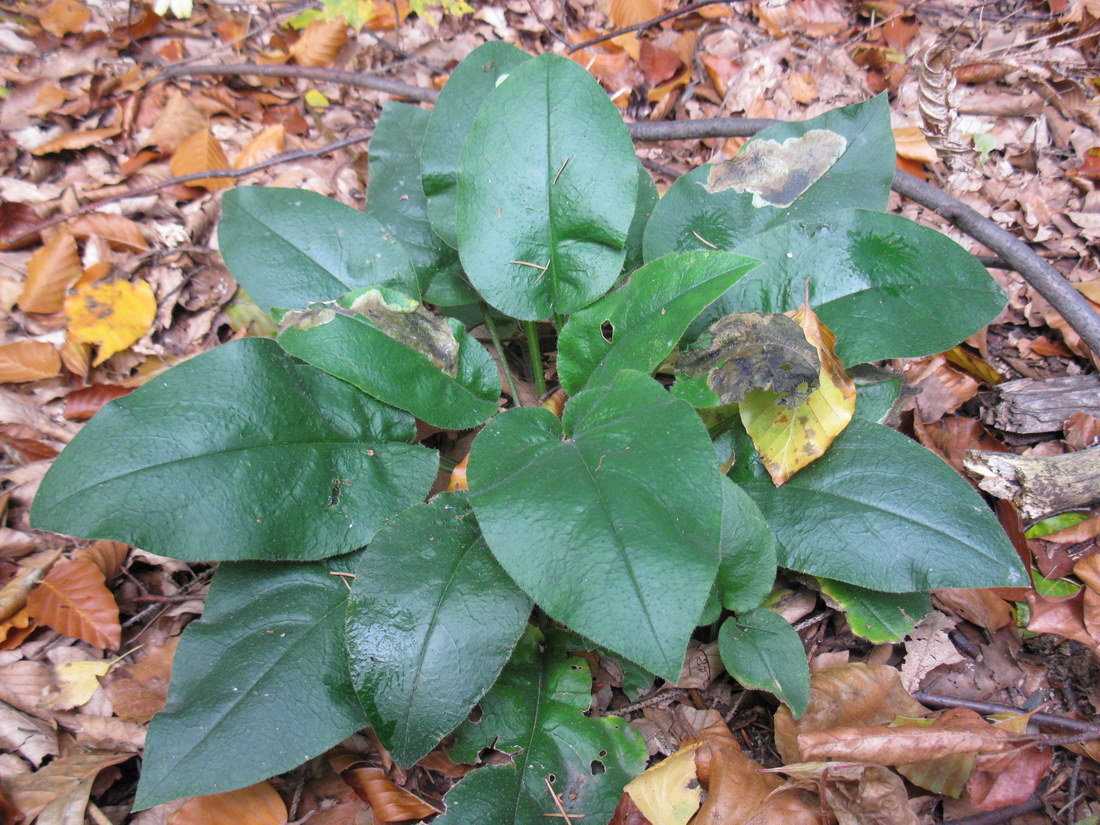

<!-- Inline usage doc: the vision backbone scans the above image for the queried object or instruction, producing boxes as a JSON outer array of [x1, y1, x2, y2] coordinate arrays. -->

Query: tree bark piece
[[963, 446, 1100, 520], [979, 375, 1100, 434]]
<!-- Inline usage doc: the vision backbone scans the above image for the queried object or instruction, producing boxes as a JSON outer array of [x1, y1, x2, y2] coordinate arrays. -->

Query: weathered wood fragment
[[963, 446, 1100, 520], [979, 375, 1100, 434]]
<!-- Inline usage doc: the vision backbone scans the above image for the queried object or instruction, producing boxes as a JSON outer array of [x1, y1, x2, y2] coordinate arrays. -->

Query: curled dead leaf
[[0, 550, 62, 624], [0, 202, 43, 250], [169, 781, 287, 825], [25, 559, 121, 650], [70, 213, 149, 252], [63, 385, 133, 421], [0, 341, 61, 383], [341, 766, 441, 822], [31, 126, 121, 156], [19, 230, 81, 314], [0, 752, 131, 823]]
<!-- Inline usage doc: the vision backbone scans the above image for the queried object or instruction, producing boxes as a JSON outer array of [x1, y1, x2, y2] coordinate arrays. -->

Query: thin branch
[[915, 690, 1100, 734], [2, 132, 375, 248], [526, 321, 547, 398], [481, 303, 523, 406], [940, 795, 1043, 825], [527, 0, 573, 50], [566, 0, 734, 53], [159, 62, 440, 102]]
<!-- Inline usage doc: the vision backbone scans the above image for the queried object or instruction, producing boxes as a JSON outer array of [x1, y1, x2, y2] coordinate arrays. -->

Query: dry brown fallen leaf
[[900, 612, 966, 692], [31, 125, 121, 157], [25, 559, 121, 650], [103, 637, 178, 724], [169, 781, 287, 825], [0, 341, 62, 383], [147, 91, 209, 153], [234, 124, 286, 169], [341, 766, 441, 822], [18, 229, 81, 314], [70, 212, 150, 252], [73, 540, 129, 580], [0, 751, 130, 822], [0, 549, 62, 624], [770, 761, 919, 825], [169, 128, 233, 191], [38, 0, 89, 36], [289, 17, 349, 68]]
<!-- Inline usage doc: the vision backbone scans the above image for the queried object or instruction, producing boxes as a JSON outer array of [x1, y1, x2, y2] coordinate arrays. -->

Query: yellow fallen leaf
[[39, 659, 113, 711], [64, 278, 157, 366], [304, 89, 330, 108], [624, 741, 703, 825], [740, 300, 856, 485]]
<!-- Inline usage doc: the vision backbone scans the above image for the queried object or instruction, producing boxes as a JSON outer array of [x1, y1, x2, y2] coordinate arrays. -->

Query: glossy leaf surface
[[730, 417, 1027, 592], [717, 476, 777, 613], [438, 627, 647, 825], [457, 54, 638, 319], [135, 557, 368, 809], [556, 251, 757, 395], [468, 370, 721, 680], [817, 579, 932, 643], [219, 187, 416, 314], [345, 494, 531, 768], [713, 209, 1008, 365], [422, 41, 533, 249], [278, 291, 500, 430], [365, 102, 472, 305], [718, 608, 810, 716], [32, 339, 436, 561], [623, 164, 659, 274], [643, 96, 894, 261]]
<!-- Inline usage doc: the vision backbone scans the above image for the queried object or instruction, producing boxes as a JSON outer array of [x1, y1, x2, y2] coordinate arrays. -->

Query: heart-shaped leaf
[[219, 187, 417, 315], [729, 416, 1027, 592], [643, 96, 894, 261], [457, 53, 638, 319], [32, 338, 437, 561], [437, 627, 647, 825], [556, 250, 757, 395], [345, 493, 531, 768], [709, 209, 1008, 365], [422, 41, 533, 249], [365, 102, 472, 306], [277, 289, 501, 430], [468, 370, 721, 679], [624, 163, 659, 275], [134, 557, 368, 809], [718, 608, 810, 716], [717, 476, 777, 613]]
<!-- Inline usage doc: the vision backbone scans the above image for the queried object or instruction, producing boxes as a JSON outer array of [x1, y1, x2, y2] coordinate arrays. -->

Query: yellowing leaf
[[234, 124, 286, 169], [740, 301, 856, 485], [70, 213, 150, 252], [169, 129, 232, 191], [624, 742, 703, 825], [0, 340, 61, 382], [19, 229, 81, 313], [31, 126, 120, 156], [64, 277, 156, 366], [304, 89, 330, 108], [39, 659, 113, 711], [39, 0, 89, 36], [289, 17, 349, 67]]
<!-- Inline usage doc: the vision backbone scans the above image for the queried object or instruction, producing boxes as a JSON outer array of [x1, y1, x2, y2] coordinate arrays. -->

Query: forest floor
[[1, 1, 1100, 824]]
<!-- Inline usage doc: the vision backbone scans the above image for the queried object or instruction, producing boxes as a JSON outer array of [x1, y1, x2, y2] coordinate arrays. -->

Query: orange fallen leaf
[[39, 0, 89, 36], [341, 766, 441, 821], [25, 559, 121, 650], [147, 92, 208, 153], [31, 126, 121, 156], [19, 229, 81, 314], [170, 781, 287, 825], [0, 550, 62, 624], [894, 126, 939, 164], [64, 277, 157, 366], [59, 335, 91, 379], [234, 124, 286, 169], [74, 540, 129, 580], [170, 129, 233, 191], [70, 213, 150, 252], [0, 609, 35, 649], [289, 17, 349, 68], [608, 0, 659, 28], [740, 301, 856, 485], [0, 341, 62, 382], [64, 384, 132, 421], [103, 637, 177, 724]]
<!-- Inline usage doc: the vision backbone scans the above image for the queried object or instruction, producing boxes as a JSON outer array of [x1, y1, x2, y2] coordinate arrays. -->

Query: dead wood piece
[[963, 445, 1100, 520], [979, 375, 1100, 434]]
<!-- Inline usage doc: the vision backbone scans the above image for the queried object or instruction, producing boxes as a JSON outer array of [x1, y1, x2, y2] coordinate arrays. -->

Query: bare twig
[[566, 0, 734, 54], [3, 132, 375, 247], [915, 690, 1100, 734], [941, 796, 1043, 825]]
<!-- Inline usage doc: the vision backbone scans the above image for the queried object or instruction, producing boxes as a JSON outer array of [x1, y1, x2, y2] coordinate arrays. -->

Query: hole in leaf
[[590, 760, 605, 775], [598, 749, 607, 758], [547, 773, 556, 783], [601, 321, 614, 343], [467, 705, 483, 724]]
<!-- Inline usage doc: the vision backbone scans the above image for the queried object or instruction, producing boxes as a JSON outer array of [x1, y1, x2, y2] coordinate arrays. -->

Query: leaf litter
[[2, 0, 1100, 822]]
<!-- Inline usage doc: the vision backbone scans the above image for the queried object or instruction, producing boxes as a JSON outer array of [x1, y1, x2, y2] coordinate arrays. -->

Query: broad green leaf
[[218, 187, 416, 315], [1025, 511, 1088, 538], [468, 370, 722, 680], [817, 579, 932, 643], [345, 493, 531, 768], [624, 164, 659, 274], [643, 96, 894, 261], [739, 303, 855, 485], [278, 289, 500, 430], [717, 476, 777, 613], [134, 557, 368, 809], [1032, 569, 1080, 597], [855, 377, 905, 424], [708, 209, 1008, 365], [438, 627, 647, 825], [422, 41, 533, 249], [31, 339, 436, 561], [365, 102, 473, 306], [556, 251, 757, 395], [731, 416, 1028, 592], [718, 608, 810, 716], [456, 54, 638, 319]]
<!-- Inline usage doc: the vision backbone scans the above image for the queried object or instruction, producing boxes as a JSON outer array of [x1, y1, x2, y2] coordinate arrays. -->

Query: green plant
[[32, 43, 1026, 823]]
